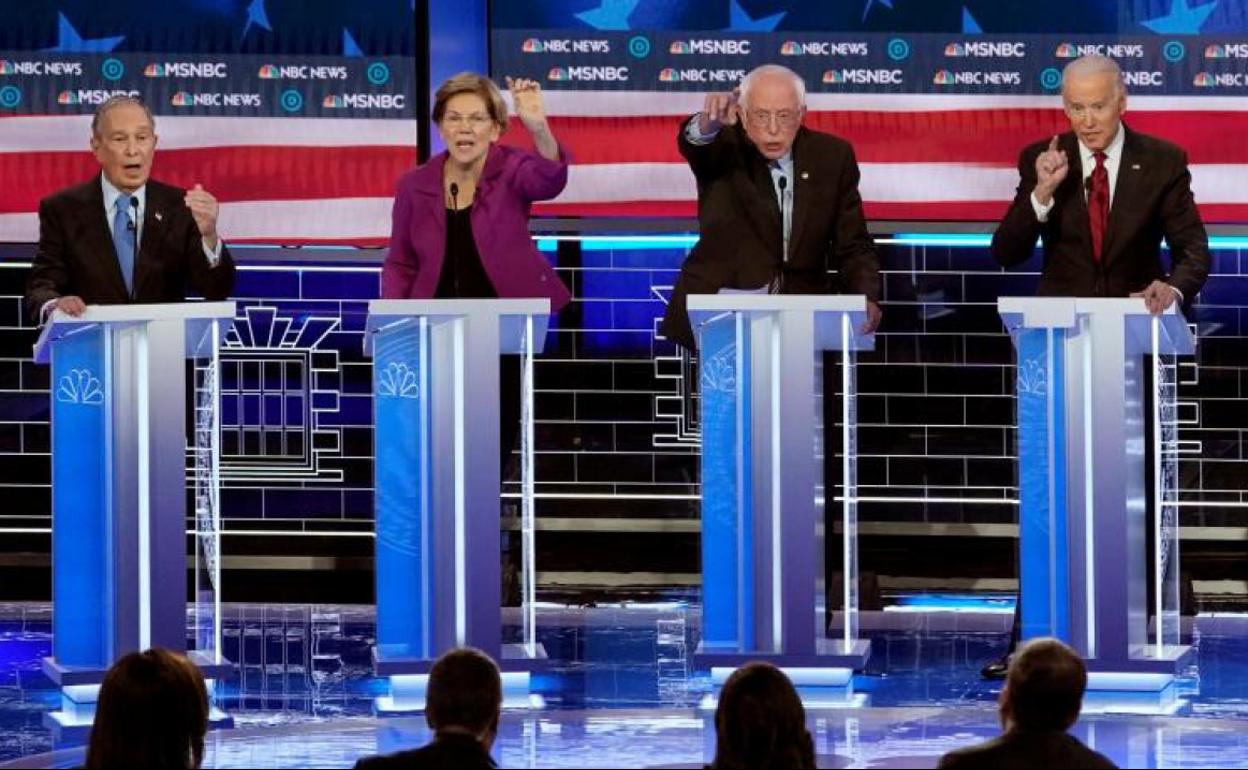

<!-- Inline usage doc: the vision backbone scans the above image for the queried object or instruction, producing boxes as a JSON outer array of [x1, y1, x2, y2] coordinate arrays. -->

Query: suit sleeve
[[185, 215, 235, 301], [24, 198, 70, 322], [511, 145, 570, 202], [991, 146, 1044, 268], [832, 144, 881, 302], [381, 185, 419, 299], [1159, 150, 1210, 300]]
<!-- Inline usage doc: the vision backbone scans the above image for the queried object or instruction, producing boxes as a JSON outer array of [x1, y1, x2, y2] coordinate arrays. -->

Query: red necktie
[[1088, 151, 1109, 262]]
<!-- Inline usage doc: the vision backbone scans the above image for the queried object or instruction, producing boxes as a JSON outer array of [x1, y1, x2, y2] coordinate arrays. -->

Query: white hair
[[739, 64, 806, 109], [1061, 54, 1125, 95]]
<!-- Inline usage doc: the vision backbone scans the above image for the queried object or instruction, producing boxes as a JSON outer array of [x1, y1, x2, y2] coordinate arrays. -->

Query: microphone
[[129, 196, 139, 297], [447, 182, 460, 296], [776, 174, 789, 293]]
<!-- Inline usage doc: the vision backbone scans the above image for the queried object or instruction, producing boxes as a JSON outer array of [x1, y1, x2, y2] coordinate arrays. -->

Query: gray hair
[[1061, 55, 1125, 95], [92, 95, 155, 137], [739, 64, 806, 109]]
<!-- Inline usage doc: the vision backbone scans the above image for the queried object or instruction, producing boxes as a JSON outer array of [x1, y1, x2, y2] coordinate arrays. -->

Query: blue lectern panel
[[50, 325, 111, 668], [699, 315, 753, 650], [1016, 328, 1070, 642], [374, 322, 432, 659]]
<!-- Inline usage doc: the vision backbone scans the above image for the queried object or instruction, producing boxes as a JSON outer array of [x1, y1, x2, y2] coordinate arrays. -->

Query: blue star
[[343, 28, 364, 58], [1141, 0, 1217, 34], [962, 6, 983, 33], [576, 0, 640, 31], [727, 0, 785, 31], [43, 12, 123, 53], [861, 0, 894, 23], [242, 0, 273, 40]]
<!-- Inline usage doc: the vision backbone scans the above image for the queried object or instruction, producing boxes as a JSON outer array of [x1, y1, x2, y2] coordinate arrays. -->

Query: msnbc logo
[[821, 70, 843, 84], [1055, 43, 1078, 58], [522, 38, 543, 53], [144, 63, 166, 77], [659, 68, 679, 82], [1205, 44, 1227, 59], [322, 95, 345, 108], [780, 41, 802, 55], [258, 64, 280, 78], [547, 67, 569, 81], [57, 90, 79, 104], [933, 70, 956, 85], [944, 43, 965, 57], [669, 41, 691, 54], [0, 60, 14, 75], [171, 91, 194, 106]]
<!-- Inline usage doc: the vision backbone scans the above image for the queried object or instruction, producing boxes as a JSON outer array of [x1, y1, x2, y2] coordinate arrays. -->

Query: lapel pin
[[154, 211, 163, 222], [1131, 164, 1140, 170], [800, 171, 809, 180]]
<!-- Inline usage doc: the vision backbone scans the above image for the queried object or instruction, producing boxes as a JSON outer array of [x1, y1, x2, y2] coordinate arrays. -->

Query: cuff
[[39, 299, 58, 325], [684, 115, 720, 146], [203, 237, 223, 267], [1030, 191, 1054, 223]]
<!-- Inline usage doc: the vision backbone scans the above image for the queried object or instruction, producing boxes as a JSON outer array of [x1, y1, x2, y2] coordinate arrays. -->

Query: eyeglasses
[[745, 108, 801, 129], [443, 112, 494, 129]]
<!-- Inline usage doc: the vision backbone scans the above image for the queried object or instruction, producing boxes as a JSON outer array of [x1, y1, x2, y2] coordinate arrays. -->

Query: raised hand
[[698, 89, 740, 134], [506, 76, 547, 132], [184, 183, 220, 248], [1033, 135, 1070, 205]]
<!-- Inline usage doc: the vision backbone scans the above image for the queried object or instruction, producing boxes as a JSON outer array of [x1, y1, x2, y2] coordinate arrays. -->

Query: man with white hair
[[660, 64, 881, 349], [991, 54, 1209, 312], [983, 54, 1209, 680]]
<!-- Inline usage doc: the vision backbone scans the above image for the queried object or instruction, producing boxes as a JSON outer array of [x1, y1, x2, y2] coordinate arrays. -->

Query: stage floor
[[3, 600, 1248, 768]]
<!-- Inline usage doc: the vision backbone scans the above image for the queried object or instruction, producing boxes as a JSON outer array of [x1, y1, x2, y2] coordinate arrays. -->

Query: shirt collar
[[1078, 123, 1125, 167], [101, 172, 146, 217]]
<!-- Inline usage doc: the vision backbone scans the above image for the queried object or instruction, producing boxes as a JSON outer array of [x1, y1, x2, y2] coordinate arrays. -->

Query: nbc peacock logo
[[546, 67, 569, 81], [1204, 44, 1227, 59], [780, 41, 802, 56], [659, 68, 679, 82], [0, 60, 14, 75], [57, 90, 79, 104], [822, 70, 845, 84], [171, 91, 193, 106], [144, 63, 167, 77], [522, 38, 543, 53], [258, 64, 280, 79], [1193, 72, 1214, 87], [944, 43, 965, 57], [322, 94, 346, 108], [1054, 43, 1077, 58], [933, 70, 955, 85], [669, 41, 691, 54]]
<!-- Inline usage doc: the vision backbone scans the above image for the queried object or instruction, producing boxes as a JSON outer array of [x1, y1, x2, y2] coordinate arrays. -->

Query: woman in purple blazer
[[382, 72, 570, 309]]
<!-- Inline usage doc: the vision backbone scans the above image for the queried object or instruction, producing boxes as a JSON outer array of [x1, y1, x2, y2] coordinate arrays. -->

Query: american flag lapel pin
[[1131, 164, 1141, 170], [155, 211, 163, 222]]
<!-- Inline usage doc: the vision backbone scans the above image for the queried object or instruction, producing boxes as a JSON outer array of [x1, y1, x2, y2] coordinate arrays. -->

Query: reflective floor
[[3, 601, 1248, 768]]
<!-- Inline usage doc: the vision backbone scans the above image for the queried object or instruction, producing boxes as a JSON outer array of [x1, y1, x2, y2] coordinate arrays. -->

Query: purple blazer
[[381, 143, 572, 311]]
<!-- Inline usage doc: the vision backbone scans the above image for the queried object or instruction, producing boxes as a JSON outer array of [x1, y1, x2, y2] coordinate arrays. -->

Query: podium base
[[693, 637, 871, 671], [1083, 643, 1195, 676], [373, 643, 551, 714]]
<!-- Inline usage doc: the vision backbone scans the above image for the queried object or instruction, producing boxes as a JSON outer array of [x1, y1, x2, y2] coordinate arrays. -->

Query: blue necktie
[[113, 193, 135, 296]]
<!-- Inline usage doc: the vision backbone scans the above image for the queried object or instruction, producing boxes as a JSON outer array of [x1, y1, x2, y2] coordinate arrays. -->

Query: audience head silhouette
[[86, 648, 209, 769], [711, 661, 815, 769], [1001, 637, 1088, 732], [427, 647, 503, 744]]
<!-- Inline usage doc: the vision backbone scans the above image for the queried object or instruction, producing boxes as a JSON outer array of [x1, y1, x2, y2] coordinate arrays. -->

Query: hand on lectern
[[55, 295, 86, 317], [861, 300, 882, 335], [1131, 280, 1180, 316]]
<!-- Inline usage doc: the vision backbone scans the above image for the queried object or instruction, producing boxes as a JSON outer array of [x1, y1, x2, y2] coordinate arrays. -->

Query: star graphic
[[576, 0, 640, 31], [962, 6, 983, 33], [726, 0, 785, 31], [242, 0, 273, 40], [1141, 0, 1217, 34], [343, 28, 364, 57], [861, 0, 894, 23], [43, 12, 123, 53]]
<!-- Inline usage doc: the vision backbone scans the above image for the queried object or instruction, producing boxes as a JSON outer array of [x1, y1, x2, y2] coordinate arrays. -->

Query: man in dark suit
[[660, 64, 881, 350], [354, 648, 501, 770], [25, 95, 234, 322], [939, 638, 1117, 769], [984, 55, 1210, 679]]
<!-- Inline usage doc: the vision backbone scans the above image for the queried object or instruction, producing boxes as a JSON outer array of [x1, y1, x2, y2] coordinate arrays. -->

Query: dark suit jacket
[[353, 734, 497, 770], [990, 126, 1209, 301], [24, 176, 236, 321], [660, 116, 881, 350], [938, 728, 1117, 770]]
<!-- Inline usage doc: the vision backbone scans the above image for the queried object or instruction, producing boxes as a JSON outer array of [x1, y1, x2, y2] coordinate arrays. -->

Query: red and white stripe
[[3, 93, 1247, 245]]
